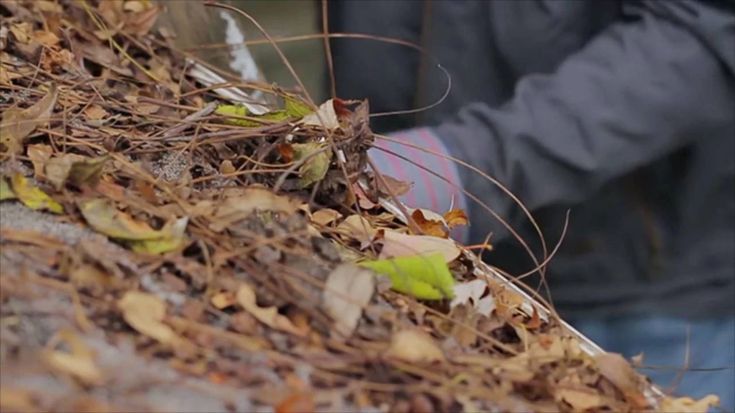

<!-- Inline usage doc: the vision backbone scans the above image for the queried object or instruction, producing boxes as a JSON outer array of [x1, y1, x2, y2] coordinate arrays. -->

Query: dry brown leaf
[[311, 208, 341, 226], [80, 198, 161, 240], [411, 208, 448, 238], [322, 264, 375, 337], [444, 209, 469, 228], [83, 105, 109, 121], [27, 143, 53, 177], [236, 284, 307, 337], [33, 30, 60, 47], [0, 84, 58, 154], [275, 393, 315, 413], [336, 214, 378, 244], [0, 387, 39, 413], [210, 187, 300, 232], [375, 174, 412, 197], [211, 291, 237, 310], [46, 154, 107, 190], [118, 291, 183, 345], [555, 388, 603, 412], [124, 5, 160, 36], [660, 395, 719, 413], [379, 230, 460, 263], [594, 352, 649, 409], [42, 329, 103, 385], [385, 329, 445, 364]]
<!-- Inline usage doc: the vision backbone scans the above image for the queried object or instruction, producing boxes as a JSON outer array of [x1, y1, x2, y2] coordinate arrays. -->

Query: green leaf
[[216, 95, 312, 127], [359, 253, 455, 300], [10, 173, 63, 214], [284, 95, 312, 118], [292, 142, 331, 188], [0, 177, 17, 201]]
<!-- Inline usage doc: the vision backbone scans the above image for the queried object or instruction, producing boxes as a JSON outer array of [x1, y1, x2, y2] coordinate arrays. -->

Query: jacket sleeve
[[435, 0, 735, 241]]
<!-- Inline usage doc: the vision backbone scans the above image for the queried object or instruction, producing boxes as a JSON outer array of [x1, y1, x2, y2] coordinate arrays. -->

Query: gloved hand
[[368, 127, 469, 243]]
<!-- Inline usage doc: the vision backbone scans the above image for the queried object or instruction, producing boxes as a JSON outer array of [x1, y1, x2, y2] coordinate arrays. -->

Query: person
[[329, 0, 735, 408]]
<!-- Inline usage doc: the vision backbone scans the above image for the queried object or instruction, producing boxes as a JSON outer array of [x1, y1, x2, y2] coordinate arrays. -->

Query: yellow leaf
[[10, 173, 63, 214], [359, 253, 455, 300], [236, 284, 306, 337], [0, 177, 16, 201], [211, 291, 237, 309], [0, 84, 58, 154], [379, 230, 460, 262], [292, 142, 331, 188], [79, 198, 161, 240], [129, 217, 188, 254], [118, 291, 183, 345], [385, 329, 445, 364], [42, 329, 103, 385]]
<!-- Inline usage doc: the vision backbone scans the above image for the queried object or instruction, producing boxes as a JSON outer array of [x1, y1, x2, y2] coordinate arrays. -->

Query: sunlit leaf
[[0, 84, 58, 154], [660, 395, 719, 413], [359, 253, 454, 300], [10, 173, 63, 214], [451, 279, 495, 317]]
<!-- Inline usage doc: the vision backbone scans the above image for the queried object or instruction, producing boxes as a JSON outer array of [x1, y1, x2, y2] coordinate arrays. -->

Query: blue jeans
[[571, 316, 735, 412]]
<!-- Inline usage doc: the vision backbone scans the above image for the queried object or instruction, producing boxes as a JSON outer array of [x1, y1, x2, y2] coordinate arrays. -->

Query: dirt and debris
[[0, 1, 720, 412]]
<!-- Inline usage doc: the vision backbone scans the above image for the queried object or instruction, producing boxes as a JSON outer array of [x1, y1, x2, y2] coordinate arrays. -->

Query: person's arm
[[371, 1, 735, 243]]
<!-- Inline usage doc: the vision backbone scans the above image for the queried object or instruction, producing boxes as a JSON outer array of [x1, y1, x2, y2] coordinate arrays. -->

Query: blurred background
[[156, 0, 327, 102]]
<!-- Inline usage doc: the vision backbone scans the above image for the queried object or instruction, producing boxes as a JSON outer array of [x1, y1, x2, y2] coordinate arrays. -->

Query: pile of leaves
[[0, 1, 720, 412]]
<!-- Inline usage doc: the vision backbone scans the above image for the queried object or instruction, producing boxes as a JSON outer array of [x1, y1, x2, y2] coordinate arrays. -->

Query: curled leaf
[[79, 198, 162, 240], [322, 264, 375, 337], [27, 144, 53, 177], [443, 209, 469, 228], [379, 230, 460, 263], [0, 178, 16, 201], [291, 142, 331, 188], [10, 173, 63, 214], [301, 99, 339, 130], [118, 291, 183, 346], [385, 329, 445, 363], [411, 208, 448, 238], [129, 217, 189, 254], [0, 84, 58, 154], [236, 284, 307, 337], [42, 329, 103, 385], [450, 279, 496, 317], [359, 253, 454, 300], [311, 208, 341, 226]]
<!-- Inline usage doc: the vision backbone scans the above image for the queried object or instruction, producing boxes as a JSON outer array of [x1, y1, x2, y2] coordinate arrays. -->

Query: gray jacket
[[330, 0, 735, 318]]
